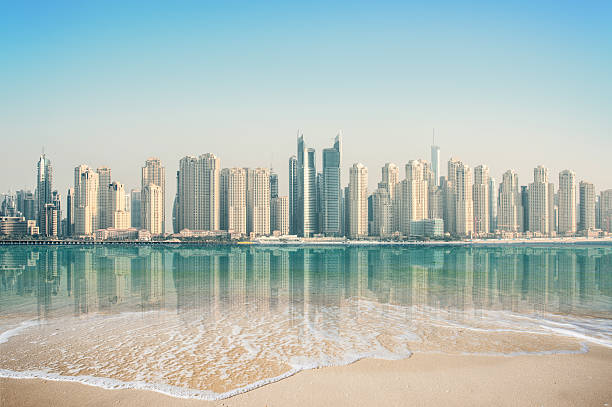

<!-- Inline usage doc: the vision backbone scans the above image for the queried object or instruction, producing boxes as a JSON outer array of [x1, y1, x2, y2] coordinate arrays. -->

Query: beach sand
[[1, 346, 611, 407]]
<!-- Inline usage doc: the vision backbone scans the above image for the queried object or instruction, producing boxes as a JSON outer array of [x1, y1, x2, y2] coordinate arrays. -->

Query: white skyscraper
[[97, 167, 112, 229], [220, 168, 247, 235], [108, 181, 130, 229], [454, 161, 474, 237], [348, 163, 368, 238], [143, 184, 163, 236], [297, 135, 317, 237], [247, 168, 270, 236], [579, 181, 595, 232], [488, 177, 497, 233], [381, 163, 400, 233], [271, 196, 289, 235], [399, 160, 428, 236], [176, 154, 220, 232], [371, 186, 392, 237], [528, 165, 550, 235], [472, 164, 489, 236], [141, 158, 165, 233], [558, 170, 577, 235], [498, 170, 521, 232], [74, 165, 99, 236]]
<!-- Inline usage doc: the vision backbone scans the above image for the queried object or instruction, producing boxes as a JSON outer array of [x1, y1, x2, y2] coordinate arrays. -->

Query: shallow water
[[0, 245, 611, 399]]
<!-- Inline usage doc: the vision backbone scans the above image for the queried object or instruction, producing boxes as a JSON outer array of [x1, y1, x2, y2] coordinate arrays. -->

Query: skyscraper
[[97, 167, 112, 229], [381, 163, 400, 233], [109, 181, 130, 229], [36, 153, 53, 230], [399, 160, 428, 236], [371, 186, 392, 237], [579, 181, 595, 232], [247, 168, 270, 236], [288, 155, 298, 235], [269, 172, 279, 199], [498, 170, 521, 232], [321, 133, 342, 236], [472, 164, 490, 236], [297, 134, 317, 237], [431, 144, 440, 187], [220, 168, 247, 234], [488, 177, 497, 233], [74, 165, 99, 236], [454, 161, 474, 237], [348, 163, 368, 238], [130, 189, 141, 229], [558, 170, 577, 235], [600, 190, 612, 232], [271, 196, 289, 235], [528, 165, 550, 235], [141, 158, 166, 233], [176, 154, 220, 232], [143, 184, 163, 235], [66, 187, 74, 236]]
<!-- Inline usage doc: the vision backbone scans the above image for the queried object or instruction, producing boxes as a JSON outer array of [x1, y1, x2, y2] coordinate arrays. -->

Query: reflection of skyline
[[0, 246, 611, 321]]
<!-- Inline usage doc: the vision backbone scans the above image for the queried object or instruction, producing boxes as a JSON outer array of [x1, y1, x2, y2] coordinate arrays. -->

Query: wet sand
[[2, 346, 611, 407]]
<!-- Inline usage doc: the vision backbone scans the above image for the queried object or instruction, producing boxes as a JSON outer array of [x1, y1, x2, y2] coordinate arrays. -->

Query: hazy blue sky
[[1, 1, 611, 223]]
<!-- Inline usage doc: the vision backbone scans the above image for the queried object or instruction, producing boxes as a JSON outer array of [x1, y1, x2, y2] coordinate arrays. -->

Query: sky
[[1, 1, 611, 225]]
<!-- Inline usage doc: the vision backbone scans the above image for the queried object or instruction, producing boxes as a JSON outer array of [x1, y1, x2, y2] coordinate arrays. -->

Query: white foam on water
[[0, 299, 610, 400], [0, 320, 39, 344]]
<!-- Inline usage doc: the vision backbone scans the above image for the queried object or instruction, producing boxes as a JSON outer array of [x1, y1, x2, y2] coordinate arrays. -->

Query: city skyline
[[1, 2, 611, 224]]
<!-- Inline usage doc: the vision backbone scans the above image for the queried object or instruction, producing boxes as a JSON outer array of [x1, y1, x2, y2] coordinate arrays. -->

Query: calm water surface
[[0, 245, 611, 399]]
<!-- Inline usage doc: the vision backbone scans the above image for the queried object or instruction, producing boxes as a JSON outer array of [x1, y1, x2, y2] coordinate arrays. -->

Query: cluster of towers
[[2, 135, 612, 239]]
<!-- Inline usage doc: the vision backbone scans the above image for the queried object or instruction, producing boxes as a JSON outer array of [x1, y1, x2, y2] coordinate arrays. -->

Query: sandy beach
[[2, 346, 611, 407]]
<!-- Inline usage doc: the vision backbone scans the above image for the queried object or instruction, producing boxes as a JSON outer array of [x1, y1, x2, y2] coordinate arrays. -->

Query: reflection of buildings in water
[[0, 245, 611, 323]]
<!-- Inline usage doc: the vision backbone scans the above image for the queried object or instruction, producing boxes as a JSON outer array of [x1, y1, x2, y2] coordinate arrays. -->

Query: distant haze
[[1, 2, 611, 224]]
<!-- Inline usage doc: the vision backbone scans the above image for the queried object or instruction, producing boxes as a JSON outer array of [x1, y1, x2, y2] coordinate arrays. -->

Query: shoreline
[[1, 346, 611, 407], [1, 236, 611, 247]]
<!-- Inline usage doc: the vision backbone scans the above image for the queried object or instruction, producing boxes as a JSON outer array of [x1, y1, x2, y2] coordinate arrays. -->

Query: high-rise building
[[176, 154, 219, 232], [247, 168, 270, 236], [454, 161, 474, 237], [297, 134, 317, 237], [141, 158, 166, 233], [130, 189, 141, 229], [66, 187, 74, 236], [371, 186, 392, 237], [36, 153, 53, 230], [97, 167, 112, 229], [579, 181, 595, 232], [271, 196, 289, 235], [549, 182, 557, 235], [444, 158, 462, 235], [109, 181, 130, 229], [558, 170, 577, 235], [472, 164, 489, 235], [41, 203, 59, 237], [488, 177, 497, 233], [497, 170, 521, 232], [269, 172, 279, 199], [288, 155, 298, 235], [74, 165, 99, 236], [528, 165, 550, 235], [520, 186, 529, 232], [220, 168, 247, 234], [601, 190, 612, 232], [381, 163, 400, 233], [399, 160, 428, 236], [143, 184, 163, 236], [431, 144, 440, 187], [321, 133, 342, 236], [348, 163, 368, 238]]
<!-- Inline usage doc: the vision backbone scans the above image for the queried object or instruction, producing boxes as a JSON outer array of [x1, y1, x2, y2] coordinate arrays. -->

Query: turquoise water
[[0, 245, 611, 399]]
